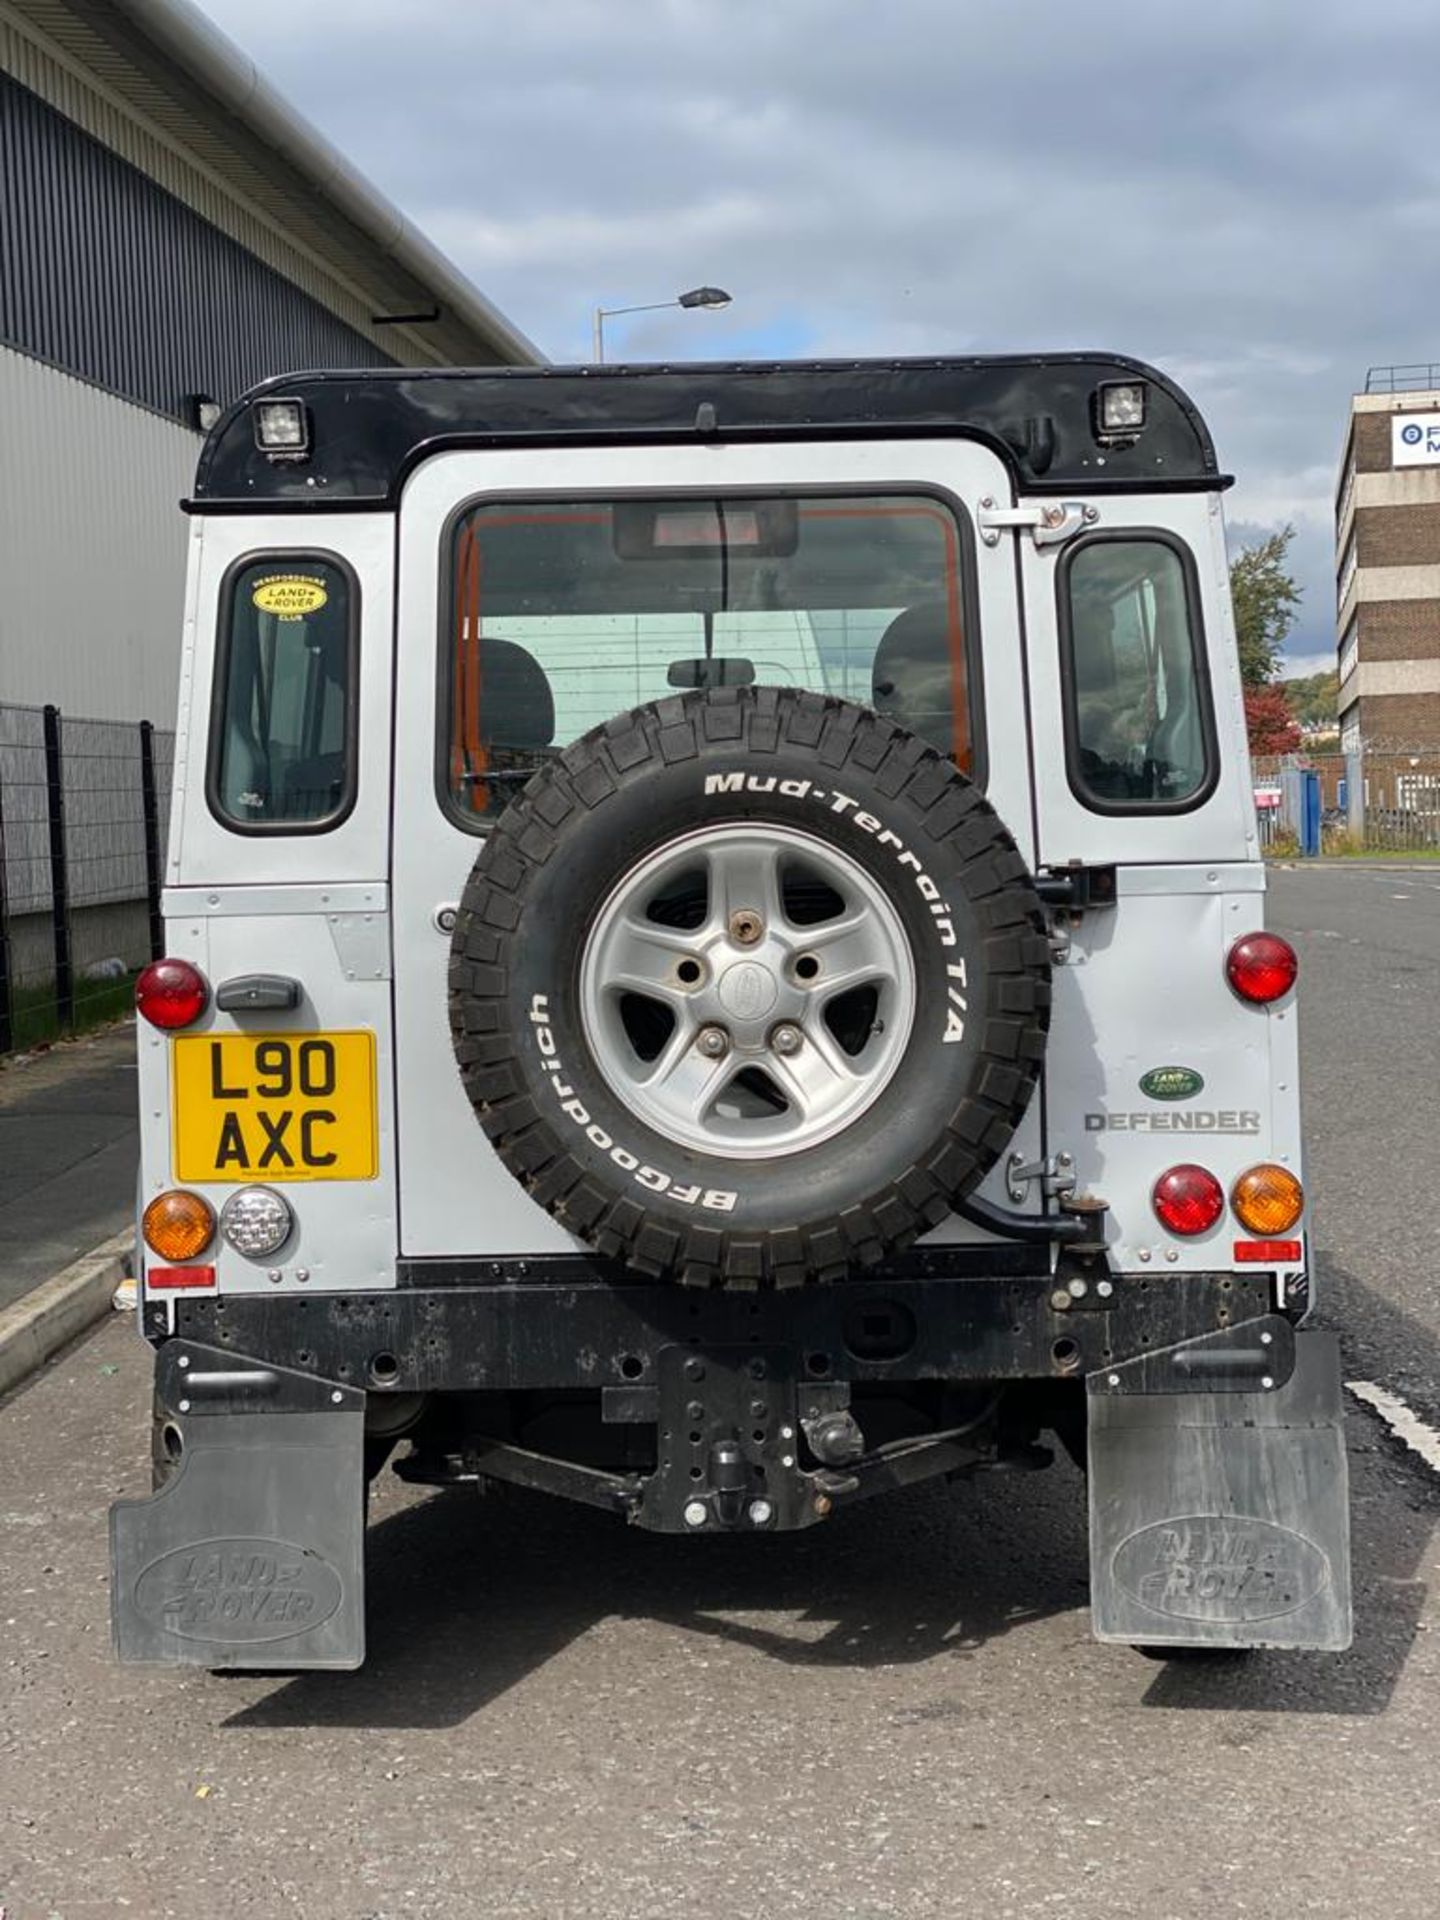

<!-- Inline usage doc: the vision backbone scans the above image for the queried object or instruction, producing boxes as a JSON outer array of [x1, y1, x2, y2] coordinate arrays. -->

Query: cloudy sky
[[196, 0, 1440, 673]]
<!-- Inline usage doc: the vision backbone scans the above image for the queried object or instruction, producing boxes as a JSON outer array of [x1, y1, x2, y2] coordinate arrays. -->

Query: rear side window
[[443, 492, 979, 821], [209, 556, 357, 832], [1060, 534, 1213, 811]]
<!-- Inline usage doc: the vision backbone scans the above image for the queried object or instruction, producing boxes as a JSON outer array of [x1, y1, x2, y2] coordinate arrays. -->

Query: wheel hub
[[578, 824, 918, 1159], [715, 957, 780, 1024]]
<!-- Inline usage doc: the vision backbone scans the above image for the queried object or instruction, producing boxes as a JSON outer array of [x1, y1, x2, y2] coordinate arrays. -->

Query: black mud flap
[[1087, 1324, 1352, 1652], [111, 1342, 366, 1669]]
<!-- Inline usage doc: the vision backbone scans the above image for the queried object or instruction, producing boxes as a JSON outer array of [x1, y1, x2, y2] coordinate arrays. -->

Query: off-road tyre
[[449, 687, 1050, 1287]]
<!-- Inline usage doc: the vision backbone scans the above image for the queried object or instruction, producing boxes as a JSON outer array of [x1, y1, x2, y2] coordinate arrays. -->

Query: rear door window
[[1060, 534, 1214, 811], [209, 556, 357, 832], [443, 493, 979, 820]]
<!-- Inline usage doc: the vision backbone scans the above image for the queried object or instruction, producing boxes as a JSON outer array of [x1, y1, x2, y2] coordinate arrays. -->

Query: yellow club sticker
[[252, 574, 328, 619]]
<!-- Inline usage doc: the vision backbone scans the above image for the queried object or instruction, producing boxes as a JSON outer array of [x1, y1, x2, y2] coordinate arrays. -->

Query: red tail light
[[1153, 1164, 1225, 1236], [135, 958, 209, 1030], [1226, 931, 1297, 1005]]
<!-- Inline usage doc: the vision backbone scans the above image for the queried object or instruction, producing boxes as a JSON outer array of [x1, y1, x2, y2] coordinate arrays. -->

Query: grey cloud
[[197, 0, 1440, 663]]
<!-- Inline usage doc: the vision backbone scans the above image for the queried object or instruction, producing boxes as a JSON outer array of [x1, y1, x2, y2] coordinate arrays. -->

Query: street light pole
[[591, 286, 732, 363]]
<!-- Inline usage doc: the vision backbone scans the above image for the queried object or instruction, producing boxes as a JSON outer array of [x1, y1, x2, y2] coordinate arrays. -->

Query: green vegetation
[[1230, 525, 1302, 689], [1279, 669, 1339, 728], [1, 974, 136, 1056]]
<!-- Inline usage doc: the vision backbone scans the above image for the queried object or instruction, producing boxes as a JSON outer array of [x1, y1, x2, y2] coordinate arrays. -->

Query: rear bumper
[[150, 1254, 1285, 1395], [114, 1263, 1351, 1666]]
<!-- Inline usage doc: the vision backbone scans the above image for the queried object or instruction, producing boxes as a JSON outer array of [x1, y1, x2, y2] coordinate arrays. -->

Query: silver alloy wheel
[[579, 825, 917, 1158]]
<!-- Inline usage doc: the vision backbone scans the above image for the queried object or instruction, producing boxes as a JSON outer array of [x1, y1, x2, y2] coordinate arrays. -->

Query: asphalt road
[[2, 865, 1438, 1920], [1276, 865, 1440, 1426]]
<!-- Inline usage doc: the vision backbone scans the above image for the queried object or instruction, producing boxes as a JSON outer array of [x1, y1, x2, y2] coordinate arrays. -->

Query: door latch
[[1007, 1150, 1077, 1206], [977, 499, 1098, 548]]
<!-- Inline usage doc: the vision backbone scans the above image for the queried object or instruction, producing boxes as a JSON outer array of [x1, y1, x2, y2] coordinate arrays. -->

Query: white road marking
[[1348, 1380, 1440, 1476]]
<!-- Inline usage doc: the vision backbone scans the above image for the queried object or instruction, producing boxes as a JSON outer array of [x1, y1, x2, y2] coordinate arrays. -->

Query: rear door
[[145, 512, 399, 1301], [390, 438, 1045, 1257], [1017, 492, 1300, 1272]]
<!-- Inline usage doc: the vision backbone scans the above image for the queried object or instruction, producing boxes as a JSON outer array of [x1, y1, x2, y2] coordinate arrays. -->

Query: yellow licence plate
[[173, 1031, 378, 1183]]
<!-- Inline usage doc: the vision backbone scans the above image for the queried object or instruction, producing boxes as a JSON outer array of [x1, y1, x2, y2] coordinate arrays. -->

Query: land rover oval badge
[[1140, 1065, 1204, 1101]]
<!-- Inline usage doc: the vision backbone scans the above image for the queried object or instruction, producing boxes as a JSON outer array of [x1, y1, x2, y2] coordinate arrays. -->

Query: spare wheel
[[449, 687, 1050, 1287]]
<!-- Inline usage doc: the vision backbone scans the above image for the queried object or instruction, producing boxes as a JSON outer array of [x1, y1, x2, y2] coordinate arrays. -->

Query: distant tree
[[1279, 669, 1339, 728], [1230, 526, 1303, 688], [1245, 684, 1303, 755]]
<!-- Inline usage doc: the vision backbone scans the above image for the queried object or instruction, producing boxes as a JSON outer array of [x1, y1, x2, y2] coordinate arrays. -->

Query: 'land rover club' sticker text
[[529, 996, 737, 1210], [703, 772, 971, 1043]]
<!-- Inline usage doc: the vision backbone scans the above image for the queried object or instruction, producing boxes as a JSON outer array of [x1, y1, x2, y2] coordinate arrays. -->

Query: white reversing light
[[220, 1186, 294, 1258], [1097, 381, 1147, 434], [252, 398, 311, 455]]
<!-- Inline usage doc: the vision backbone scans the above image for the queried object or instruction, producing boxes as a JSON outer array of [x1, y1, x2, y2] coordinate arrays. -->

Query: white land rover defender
[[111, 355, 1350, 1669]]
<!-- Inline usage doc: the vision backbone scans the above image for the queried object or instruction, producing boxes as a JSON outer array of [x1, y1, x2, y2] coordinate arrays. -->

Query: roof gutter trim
[[103, 0, 545, 366]]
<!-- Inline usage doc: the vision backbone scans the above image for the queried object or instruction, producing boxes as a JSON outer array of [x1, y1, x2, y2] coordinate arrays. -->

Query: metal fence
[[1253, 751, 1440, 854], [0, 701, 173, 1054]]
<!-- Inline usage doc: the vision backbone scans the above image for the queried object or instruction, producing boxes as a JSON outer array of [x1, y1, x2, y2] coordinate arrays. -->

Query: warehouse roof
[[3, 0, 542, 368]]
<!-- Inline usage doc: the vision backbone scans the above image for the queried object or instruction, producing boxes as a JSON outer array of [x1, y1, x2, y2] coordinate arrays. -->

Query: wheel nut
[[748, 1499, 774, 1526], [729, 910, 763, 946], [771, 1023, 802, 1056], [697, 1026, 728, 1058], [683, 1500, 708, 1528]]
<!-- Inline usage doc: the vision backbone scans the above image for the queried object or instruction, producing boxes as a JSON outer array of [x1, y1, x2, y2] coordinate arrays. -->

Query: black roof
[[191, 354, 1228, 508]]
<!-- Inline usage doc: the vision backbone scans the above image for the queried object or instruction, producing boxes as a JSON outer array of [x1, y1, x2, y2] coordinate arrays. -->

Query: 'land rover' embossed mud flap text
[[111, 1343, 366, 1669]]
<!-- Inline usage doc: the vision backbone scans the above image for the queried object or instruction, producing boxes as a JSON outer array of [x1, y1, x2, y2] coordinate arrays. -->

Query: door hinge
[[977, 499, 1098, 548], [1007, 1150, 1077, 1206], [1035, 863, 1117, 911]]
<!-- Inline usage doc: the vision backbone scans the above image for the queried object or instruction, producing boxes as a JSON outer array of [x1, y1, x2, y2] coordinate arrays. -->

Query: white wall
[[0, 343, 197, 724]]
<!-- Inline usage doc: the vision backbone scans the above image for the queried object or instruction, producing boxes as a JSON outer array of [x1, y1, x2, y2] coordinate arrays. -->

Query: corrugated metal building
[[0, 0, 541, 723]]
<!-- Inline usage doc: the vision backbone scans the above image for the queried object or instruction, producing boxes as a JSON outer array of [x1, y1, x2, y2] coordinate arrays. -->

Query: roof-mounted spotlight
[[188, 393, 222, 433], [252, 396, 311, 459], [1094, 380, 1148, 440]]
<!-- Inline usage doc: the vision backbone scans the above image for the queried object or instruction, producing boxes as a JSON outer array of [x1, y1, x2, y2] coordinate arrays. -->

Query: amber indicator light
[[142, 1190, 216, 1263], [1231, 1164, 1304, 1236]]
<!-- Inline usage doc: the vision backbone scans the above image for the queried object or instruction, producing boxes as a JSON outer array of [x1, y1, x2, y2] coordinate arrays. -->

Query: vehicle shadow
[[224, 1455, 1090, 1732], [225, 1281, 1436, 1733]]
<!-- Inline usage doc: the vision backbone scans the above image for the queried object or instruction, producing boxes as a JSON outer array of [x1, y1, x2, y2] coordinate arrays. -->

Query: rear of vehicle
[[111, 359, 1350, 1671]]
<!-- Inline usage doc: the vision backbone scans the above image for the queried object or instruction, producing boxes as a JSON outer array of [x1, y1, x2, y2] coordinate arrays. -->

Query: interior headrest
[[870, 603, 960, 752], [481, 636, 555, 748]]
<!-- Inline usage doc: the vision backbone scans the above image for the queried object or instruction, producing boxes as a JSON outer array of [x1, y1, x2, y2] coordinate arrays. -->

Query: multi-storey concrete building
[[1336, 368, 1440, 754]]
